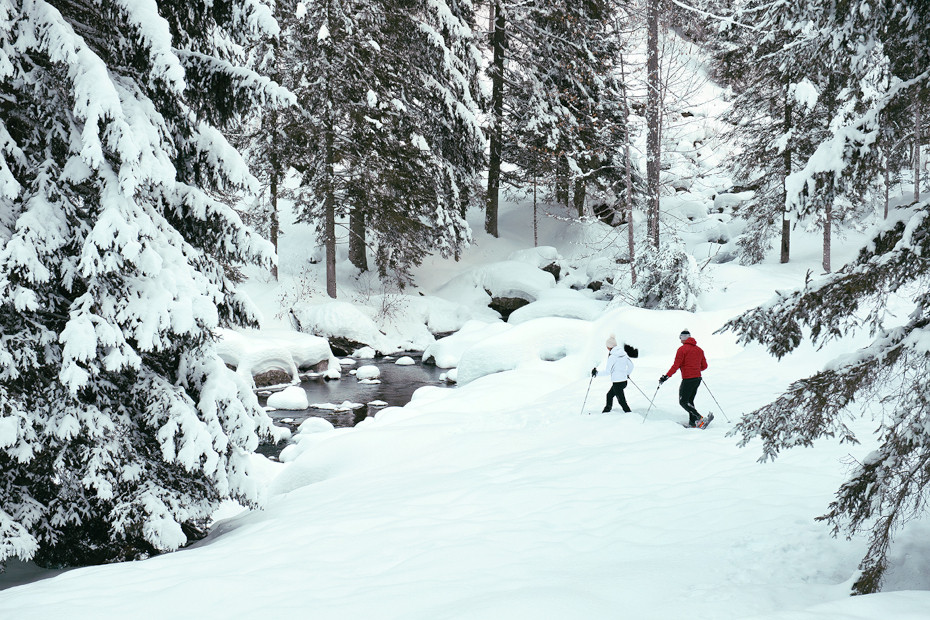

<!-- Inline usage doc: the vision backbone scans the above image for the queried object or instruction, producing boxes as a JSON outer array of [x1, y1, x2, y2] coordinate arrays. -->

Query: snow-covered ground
[[1, 192, 928, 619]]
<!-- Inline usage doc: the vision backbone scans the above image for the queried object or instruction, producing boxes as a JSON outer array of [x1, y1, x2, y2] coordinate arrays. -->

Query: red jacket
[[666, 338, 707, 379]]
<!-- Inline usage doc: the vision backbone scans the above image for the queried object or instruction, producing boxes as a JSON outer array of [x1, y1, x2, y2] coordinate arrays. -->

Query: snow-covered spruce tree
[[716, 0, 837, 265], [288, 0, 483, 293], [502, 0, 632, 218], [0, 0, 287, 566], [233, 0, 301, 280], [721, 201, 930, 594], [722, 0, 928, 266]]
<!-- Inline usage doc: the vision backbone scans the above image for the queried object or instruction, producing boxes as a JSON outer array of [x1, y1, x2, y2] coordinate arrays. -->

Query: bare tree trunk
[[645, 0, 661, 247], [268, 46, 282, 281], [324, 126, 337, 298], [485, 0, 504, 238], [781, 94, 792, 264], [620, 52, 635, 285], [533, 172, 538, 247], [822, 199, 832, 273], [916, 100, 922, 202], [573, 177, 586, 217], [269, 116, 280, 280], [348, 204, 367, 271]]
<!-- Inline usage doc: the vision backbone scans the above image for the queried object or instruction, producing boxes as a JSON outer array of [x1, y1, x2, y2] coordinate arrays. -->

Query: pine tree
[[484, 0, 633, 233], [720, 1, 929, 594], [0, 0, 286, 566], [288, 0, 483, 292], [721, 200, 930, 594]]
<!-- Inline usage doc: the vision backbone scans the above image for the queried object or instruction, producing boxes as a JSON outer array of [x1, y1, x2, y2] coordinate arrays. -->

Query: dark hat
[[679, 330, 691, 340]]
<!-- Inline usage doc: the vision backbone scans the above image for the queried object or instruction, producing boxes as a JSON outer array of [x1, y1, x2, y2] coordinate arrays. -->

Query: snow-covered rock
[[434, 261, 557, 310], [395, 356, 416, 366], [291, 301, 391, 353], [216, 328, 341, 385], [508, 289, 608, 325], [266, 386, 309, 410], [713, 190, 755, 210], [355, 365, 380, 381]]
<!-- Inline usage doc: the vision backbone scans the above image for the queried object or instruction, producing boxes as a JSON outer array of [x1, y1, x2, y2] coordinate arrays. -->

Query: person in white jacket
[[591, 334, 634, 413]]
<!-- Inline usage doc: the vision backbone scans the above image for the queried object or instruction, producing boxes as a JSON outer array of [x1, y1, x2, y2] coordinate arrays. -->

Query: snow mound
[[266, 386, 309, 410], [507, 245, 561, 269], [456, 317, 590, 385], [355, 365, 380, 380], [395, 356, 416, 366]]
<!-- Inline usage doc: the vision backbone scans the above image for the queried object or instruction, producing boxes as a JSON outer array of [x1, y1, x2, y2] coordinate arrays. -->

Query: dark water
[[256, 354, 451, 458]]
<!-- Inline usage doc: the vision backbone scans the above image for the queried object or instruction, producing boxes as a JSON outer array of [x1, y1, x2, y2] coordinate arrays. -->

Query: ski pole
[[628, 377, 658, 410], [580, 375, 594, 415], [701, 379, 731, 423], [641, 384, 661, 424]]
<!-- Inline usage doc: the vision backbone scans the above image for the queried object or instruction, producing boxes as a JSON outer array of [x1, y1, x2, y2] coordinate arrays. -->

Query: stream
[[255, 354, 451, 458]]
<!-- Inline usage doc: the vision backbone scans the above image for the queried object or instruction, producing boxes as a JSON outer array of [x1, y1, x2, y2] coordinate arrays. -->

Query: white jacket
[[599, 347, 633, 382]]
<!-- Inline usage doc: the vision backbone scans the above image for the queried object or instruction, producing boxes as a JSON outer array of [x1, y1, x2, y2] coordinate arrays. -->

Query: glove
[[658, 374, 668, 385], [591, 367, 598, 378]]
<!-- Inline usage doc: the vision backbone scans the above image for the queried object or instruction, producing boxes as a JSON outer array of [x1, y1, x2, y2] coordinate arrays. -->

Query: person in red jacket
[[659, 329, 709, 428]]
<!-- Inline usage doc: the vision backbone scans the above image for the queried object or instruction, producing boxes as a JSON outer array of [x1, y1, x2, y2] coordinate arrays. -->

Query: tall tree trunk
[[323, 0, 337, 298], [324, 126, 337, 298], [485, 0, 504, 238], [348, 204, 367, 271], [269, 48, 282, 281], [268, 107, 281, 281], [645, 0, 661, 247], [822, 199, 832, 273], [573, 177, 586, 217], [269, 157, 280, 280], [781, 94, 792, 264], [916, 100, 922, 202], [620, 52, 635, 285], [533, 171, 538, 247]]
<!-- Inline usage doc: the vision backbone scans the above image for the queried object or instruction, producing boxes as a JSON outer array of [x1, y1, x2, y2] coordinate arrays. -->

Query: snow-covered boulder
[[216, 328, 341, 386], [266, 386, 309, 410], [508, 289, 608, 325], [422, 320, 511, 368], [434, 261, 557, 317], [291, 301, 391, 355], [395, 356, 416, 366], [355, 365, 380, 381], [713, 190, 755, 210]]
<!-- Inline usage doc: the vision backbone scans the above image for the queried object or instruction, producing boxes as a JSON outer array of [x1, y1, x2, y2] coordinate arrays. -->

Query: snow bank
[[422, 320, 511, 368], [455, 317, 592, 385]]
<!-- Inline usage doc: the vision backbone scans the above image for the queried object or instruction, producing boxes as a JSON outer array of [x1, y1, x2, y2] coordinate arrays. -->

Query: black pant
[[604, 381, 631, 412], [679, 377, 702, 424]]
